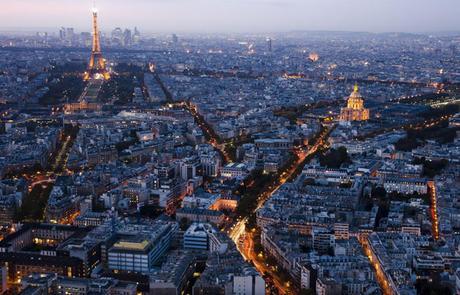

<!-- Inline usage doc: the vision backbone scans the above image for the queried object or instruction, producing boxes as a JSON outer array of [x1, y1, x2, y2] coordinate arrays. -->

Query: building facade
[[339, 85, 370, 122]]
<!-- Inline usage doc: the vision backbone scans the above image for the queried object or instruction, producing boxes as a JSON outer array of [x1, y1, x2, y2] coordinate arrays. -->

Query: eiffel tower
[[84, 5, 110, 81]]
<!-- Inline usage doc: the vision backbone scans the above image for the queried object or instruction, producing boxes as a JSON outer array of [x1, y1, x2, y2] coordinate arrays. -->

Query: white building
[[183, 223, 214, 250], [333, 223, 350, 240], [221, 163, 248, 179], [200, 154, 221, 177], [233, 272, 265, 295], [179, 157, 200, 180], [383, 178, 427, 195], [108, 223, 177, 274]]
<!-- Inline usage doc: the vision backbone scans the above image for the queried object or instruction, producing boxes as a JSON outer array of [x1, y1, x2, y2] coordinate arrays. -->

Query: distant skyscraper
[[84, 6, 110, 81], [59, 27, 65, 40], [266, 38, 272, 53], [133, 27, 141, 44], [66, 28, 75, 39], [80, 32, 92, 47], [123, 29, 132, 47], [59, 27, 75, 46], [111, 27, 123, 46], [450, 44, 457, 56], [172, 34, 179, 44]]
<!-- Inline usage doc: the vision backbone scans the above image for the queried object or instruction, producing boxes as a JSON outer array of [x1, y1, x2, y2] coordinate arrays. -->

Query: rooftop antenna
[[92, 0, 97, 12], [62, 97, 67, 129], [136, 203, 142, 224], [354, 83, 359, 93], [110, 206, 117, 234]]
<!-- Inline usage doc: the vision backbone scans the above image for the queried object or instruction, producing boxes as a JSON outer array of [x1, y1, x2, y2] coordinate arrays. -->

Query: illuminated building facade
[[339, 84, 370, 122], [64, 100, 102, 113], [0, 224, 95, 284], [107, 223, 177, 274], [83, 6, 110, 81]]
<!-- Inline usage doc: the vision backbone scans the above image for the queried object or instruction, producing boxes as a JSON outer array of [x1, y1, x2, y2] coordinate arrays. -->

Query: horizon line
[[1, 27, 460, 36]]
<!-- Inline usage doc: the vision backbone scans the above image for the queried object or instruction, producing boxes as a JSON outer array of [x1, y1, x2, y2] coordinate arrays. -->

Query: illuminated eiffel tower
[[84, 4, 110, 81]]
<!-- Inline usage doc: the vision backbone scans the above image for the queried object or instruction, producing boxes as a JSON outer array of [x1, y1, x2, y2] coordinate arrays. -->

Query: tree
[[139, 204, 162, 219], [413, 157, 449, 178], [372, 186, 389, 227], [245, 214, 257, 231], [372, 186, 387, 199], [415, 272, 452, 295], [420, 104, 459, 120], [179, 217, 189, 231], [319, 146, 351, 168], [423, 159, 449, 178], [15, 184, 53, 222], [395, 119, 458, 152]]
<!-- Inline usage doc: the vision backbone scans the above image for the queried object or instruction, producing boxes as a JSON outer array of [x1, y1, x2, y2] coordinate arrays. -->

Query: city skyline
[[1, 0, 460, 33], [0, 1, 459, 294]]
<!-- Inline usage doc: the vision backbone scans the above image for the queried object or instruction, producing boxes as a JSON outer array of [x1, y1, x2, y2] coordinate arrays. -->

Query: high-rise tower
[[84, 5, 110, 81]]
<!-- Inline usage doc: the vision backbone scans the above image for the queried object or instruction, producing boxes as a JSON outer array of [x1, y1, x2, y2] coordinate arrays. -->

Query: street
[[228, 126, 333, 294], [183, 99, 333, 294], [360, 235, 392, 295]]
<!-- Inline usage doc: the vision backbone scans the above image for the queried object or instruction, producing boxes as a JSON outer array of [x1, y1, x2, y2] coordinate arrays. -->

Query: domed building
[[339, 84, 370, 122]]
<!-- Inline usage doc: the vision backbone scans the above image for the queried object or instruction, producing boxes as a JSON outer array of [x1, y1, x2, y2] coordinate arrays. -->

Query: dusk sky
[[1, 0, 460, 33]]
